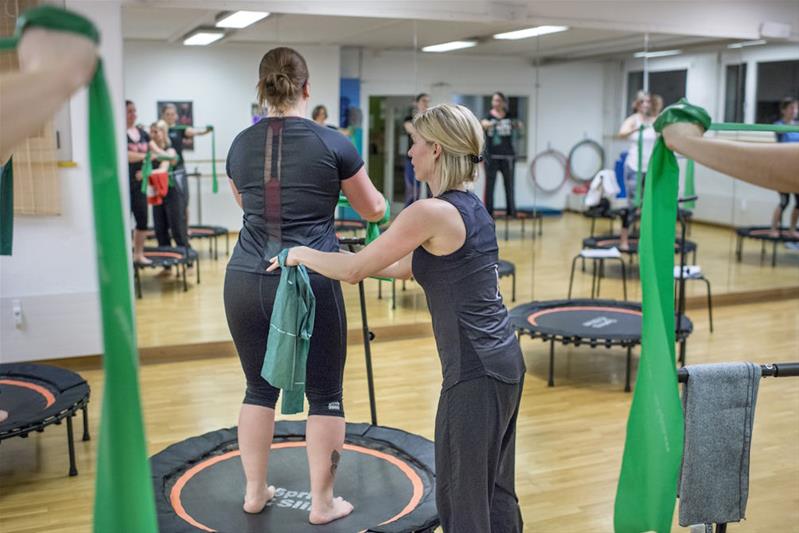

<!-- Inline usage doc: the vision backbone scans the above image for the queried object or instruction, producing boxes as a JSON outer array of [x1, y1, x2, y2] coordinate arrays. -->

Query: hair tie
[[470, 154, 484, 164]]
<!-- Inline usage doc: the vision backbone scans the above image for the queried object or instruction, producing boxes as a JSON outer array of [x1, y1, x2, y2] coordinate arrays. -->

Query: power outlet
[[12, 299, 23, 328]]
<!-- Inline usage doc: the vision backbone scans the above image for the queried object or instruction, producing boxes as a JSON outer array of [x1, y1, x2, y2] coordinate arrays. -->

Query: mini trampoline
[[151, 421, 437, 533], [134, 246, 200, 298], [188, 225, 229, 260], [583, 207, 693, 237], [510, 299, 693, 392], [583, 234, 697, 268], [493, 207, 553, 241], [0, 363, 90, 476], [152, 235, 439, 533], [497, 259, 516, 302], [735, 226, 799, 267]]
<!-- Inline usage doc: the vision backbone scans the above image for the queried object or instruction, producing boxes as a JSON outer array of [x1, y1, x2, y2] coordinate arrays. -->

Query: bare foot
[[133, 256, 152, 265], [243, 484, 275, 514], [309, 496, 354, 525], [0, 409, 8, 423], [768, 229, 781, 238]]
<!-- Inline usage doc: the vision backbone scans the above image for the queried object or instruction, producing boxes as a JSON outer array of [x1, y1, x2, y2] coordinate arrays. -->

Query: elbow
[[363, 198, 387, 223]]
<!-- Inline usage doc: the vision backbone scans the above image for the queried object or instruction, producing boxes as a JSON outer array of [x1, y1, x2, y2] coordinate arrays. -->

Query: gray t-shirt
[[226, 117, 363, 274]]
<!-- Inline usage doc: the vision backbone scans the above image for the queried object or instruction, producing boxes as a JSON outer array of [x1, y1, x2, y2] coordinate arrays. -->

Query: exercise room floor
[[2, 299, 797, 532], [134, 212, 799, 350]]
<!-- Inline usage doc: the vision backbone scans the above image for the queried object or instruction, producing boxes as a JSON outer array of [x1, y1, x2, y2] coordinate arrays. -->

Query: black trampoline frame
[[511, 299, 693, 392], [133, 246, 200, 298], [188, 225, 229, 260], [493, 208, 544, 241], [735, 226, 799, 267], [0, 363, 91, 476]]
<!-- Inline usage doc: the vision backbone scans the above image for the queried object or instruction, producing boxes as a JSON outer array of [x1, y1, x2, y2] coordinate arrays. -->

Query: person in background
[[403, 93, 431, 206], [769, 97, 799, 238], [616, 91, 655, 249], [148, 120, 186, 271], [126, 100, 151, 264], [311, 105, 338, 130], [651, 94, 664, 118], [481, 91, 522, 217]]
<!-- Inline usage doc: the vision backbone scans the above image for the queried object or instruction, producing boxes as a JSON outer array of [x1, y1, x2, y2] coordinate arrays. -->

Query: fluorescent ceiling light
[[633, 49, 681, 58], [183, 31, 225, 46], [493, 25, 568, 40], [216, 11, 270, 29], [422, 40, 477, 53], [727, 39, 767, 49]]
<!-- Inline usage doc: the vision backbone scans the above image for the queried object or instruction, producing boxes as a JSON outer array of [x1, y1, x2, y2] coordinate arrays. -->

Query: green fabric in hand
[[262, 248, 316, 415]]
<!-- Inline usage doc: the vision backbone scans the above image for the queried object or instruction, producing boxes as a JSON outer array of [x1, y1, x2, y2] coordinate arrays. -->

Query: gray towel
[[679, 362, 761, 527]]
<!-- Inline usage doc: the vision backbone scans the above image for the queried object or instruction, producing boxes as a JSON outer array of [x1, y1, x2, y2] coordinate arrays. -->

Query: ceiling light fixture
[[421, 40, 477, 53], [216, 11, 270, 29], [493, 25, 569, 40], [183, 30, 225, 46], [727, 39, 767, 49], [633, 49, 682, 59]]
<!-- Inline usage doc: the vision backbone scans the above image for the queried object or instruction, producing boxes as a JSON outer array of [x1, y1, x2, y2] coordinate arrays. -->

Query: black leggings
[[223, 269, 347, 417], [129, 179, 148, 231], [153, 186, 188, 247], [485, 157, 516, 217], [777, 192, 799, 212]]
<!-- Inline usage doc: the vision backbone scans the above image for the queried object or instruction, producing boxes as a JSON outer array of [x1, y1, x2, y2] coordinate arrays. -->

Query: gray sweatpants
[[435, 375, 524, 533]]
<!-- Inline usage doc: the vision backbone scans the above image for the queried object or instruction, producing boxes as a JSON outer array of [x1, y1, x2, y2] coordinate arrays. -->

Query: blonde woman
[[148, 120, 187, 252], [270, 104, 525, 532]]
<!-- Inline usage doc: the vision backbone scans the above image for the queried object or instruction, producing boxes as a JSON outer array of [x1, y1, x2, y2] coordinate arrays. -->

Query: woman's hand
[[662, 122, 704, 151], [266, 247, 305, 272]]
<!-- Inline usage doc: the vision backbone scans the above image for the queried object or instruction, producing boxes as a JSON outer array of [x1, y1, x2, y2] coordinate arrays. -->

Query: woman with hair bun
[[271, 103, 525, 532], [224, 46, 386, 524]]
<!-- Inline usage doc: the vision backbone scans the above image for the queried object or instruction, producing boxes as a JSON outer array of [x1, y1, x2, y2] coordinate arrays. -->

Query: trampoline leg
[[590, 217, 596, 237], [213, 235, 218, 261], [620, 258, 628, 301], [548, 339, 555, 387], [704, 277, 714, 333], [521, 217, 526, 238], [538, 215, 543, 237], [760, 240, 766, 265], [511, 272, 516, 302], [226, 233, 230, 256], [196, 257, 201, 285], [625, 346, 632, 393], [596, 259, 604, 298], [716, 523, 727, 533], [378, 280, 382, 300], [590, 260, 598, 299], [772, 241, 777, 267], [81, 405, 90, 441], [358, 280, 378, 426], [504, 216, 509, 241], [391, 279, 396, 311], [568, 255, 579, 299], [679, 340, 687, 367], [402, 279, 406, 291], [182, 264, 188, 292], [66, 415, 78, 476], [134, 266, 142, 299], [736, 236, 743, 262]]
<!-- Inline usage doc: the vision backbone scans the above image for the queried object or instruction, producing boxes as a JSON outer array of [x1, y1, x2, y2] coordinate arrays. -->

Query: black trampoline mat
[[528, 305, 642, 339], [737, 226, 799, 242], [171, 442, 424, 533], [0, 379, 53, 430]]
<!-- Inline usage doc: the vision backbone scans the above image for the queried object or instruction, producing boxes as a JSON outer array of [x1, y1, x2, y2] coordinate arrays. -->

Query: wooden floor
[[1, 298, 797, 532], [134, 212, 799, 350]]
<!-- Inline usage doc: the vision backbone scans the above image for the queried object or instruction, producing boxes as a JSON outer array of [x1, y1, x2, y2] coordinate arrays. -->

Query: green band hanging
[[614, 99, 710, 533], [0, 160, 13, 256], [633, 125, 644, 208], [709, 122, 799, 133], [0, 6, 157, 532]]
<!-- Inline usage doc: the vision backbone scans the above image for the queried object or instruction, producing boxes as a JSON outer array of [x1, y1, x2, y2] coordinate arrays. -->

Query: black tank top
[[412, 190, 525, 390]]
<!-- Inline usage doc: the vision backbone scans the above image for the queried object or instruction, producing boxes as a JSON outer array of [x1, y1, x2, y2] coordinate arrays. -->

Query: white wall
[[614, 44, 799, 226], [0, 1, 127, 362], [356, 50, 606, 210], [123, 40, 341, 230]]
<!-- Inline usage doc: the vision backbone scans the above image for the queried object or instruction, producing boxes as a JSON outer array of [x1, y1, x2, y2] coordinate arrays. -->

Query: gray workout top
[[226, 117, 363, 274], [412, 190, 526, 390]]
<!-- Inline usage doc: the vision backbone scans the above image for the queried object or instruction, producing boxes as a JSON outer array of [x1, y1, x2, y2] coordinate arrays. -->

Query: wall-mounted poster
[[157, 100, 194, 151]]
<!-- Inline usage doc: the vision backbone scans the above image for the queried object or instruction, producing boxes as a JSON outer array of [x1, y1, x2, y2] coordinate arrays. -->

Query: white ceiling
[[121, 7, 724, 61]]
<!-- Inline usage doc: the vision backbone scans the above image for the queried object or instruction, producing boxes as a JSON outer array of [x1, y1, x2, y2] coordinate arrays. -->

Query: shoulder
[[402, 196, 460, 221]]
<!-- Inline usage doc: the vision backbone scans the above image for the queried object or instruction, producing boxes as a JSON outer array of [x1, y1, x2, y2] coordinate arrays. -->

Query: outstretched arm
[[663, 123, 799, 193]]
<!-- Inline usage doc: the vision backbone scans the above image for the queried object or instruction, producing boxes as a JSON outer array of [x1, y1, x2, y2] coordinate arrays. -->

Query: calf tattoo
[[330, 450, 341, 477]]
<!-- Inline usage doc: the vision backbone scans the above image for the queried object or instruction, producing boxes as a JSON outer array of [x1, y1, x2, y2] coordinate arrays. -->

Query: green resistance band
[[614, 99, 710, 533], [337, 194, 392, 281], [633, 124, 643, 208], [171, 124, 217, 192], [0, 6, 158, 533], [0, 160, 13, 256]]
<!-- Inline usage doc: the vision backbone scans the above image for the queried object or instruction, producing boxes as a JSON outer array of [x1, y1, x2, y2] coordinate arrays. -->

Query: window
[[626, 69, 687, 113], [724, 63, 747, 123], [755, 59, 799, 123], [452, 95, 529, 160]]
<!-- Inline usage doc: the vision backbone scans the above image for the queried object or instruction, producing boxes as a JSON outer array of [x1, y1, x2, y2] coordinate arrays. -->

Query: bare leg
[[238, 404, 277, 513], [770, 204, 783, 237], [790, 206, 799, 238], [0, 409, 7, 423], [133, 230, 151, 264], [619, 227, 630, 250], [306, 415, 353, 524]]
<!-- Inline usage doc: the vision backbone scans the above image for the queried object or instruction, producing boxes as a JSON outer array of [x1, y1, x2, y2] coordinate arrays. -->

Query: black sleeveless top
[[412, 190, 525, 390]]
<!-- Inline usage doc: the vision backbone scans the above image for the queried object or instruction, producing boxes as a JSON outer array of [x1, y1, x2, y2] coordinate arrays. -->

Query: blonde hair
[[150, 120, 172, 149], [412, 104, 485, 194]]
